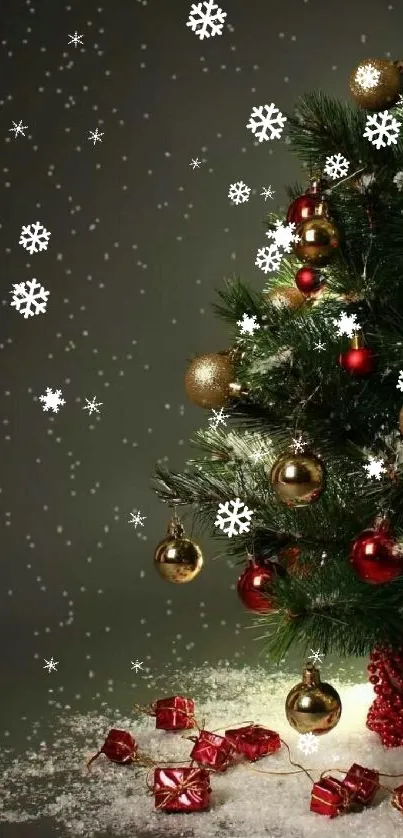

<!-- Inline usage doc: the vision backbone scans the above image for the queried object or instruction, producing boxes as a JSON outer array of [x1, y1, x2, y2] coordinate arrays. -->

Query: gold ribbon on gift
[[146, 766, 210, 810], [133, 701, 199, 728]]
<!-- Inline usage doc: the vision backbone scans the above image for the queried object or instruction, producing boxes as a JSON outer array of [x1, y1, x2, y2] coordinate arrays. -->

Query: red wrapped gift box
[[341, 762, 379, 805], [392, 784, 403, 814], [153, 766, 211, 812], [88, 728, 137, 768], [153, 695, 195, 730], [224, 725, 281, 761], [189, 729, 235, 772], [311, 776, 354, 818]]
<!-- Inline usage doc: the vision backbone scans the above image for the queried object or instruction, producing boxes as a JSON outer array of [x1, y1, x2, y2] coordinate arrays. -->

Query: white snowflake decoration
[[68, 32, 84, 47], [393, 170, 403, 191], [255, 244, 281, 274], [298, 732, 319, 756], [397, 371, 403, 392], [10, 279, 49, 318], [83, 397, 102, 415], [214, 497, 254, 538], [333, 311, 359, 338], [363, 111, 401, 149], [246, 103, 287, 143], [354, 62, 381, 91], [43, 657, 59, 673], [261, 186, 275, 201], [186, 1, 227, 40], [237, 313, 260, 335], [266, 220, 298, 253], [88, 128, 104, 145], [128, 511, 147, 528], [19, 222, 51, 254], [9, 120, 28, 137], [314, 339, 325, 352], [208, 407, 229, 429], [308, 648, 324, 665], [323, 153, 350, 181], [131, 659, 144, 672], [228, 181, 251, 205], [39, 388, 66, 413], [291, 434, 307, 454], [364, 455, 386, 480], [190, 157, 202, 169]]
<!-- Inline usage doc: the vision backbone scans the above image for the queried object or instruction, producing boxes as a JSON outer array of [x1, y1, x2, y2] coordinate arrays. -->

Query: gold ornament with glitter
[[285, 662, 342, 735], [349, 58, 402, 110]]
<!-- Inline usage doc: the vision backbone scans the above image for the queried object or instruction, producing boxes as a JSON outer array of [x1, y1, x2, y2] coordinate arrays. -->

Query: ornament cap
[[302, 662, 321, 687], [313, 199, 328, 218], [350, 331, 365, 350], [167, 517, 185, 539], [307, 176, 328, 195]]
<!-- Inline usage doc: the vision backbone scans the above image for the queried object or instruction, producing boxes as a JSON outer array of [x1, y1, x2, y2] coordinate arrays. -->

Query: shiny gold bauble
[[264, 286, 306, 310], [270, 450, 324, 508], [185, 351, 235, 409], [154, 518, 203, 583], [294, 216, 340, 266], [349, 58, 401, 110], [285, 663, 342, 735]]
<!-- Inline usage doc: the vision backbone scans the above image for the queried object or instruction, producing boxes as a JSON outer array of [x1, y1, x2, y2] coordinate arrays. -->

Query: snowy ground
[[1, 664, 402, 838]]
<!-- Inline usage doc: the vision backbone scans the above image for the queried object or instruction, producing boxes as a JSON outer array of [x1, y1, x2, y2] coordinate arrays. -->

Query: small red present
[[189, 729, 235, 772], [392, 784, 403, 813], [153, 695, 195, 731], [224, 725, 281, 761], [310, 776, 354, 818], [341, 762, 379, 805], [153, 766, 211, 812], [87, 728, 136, 768]]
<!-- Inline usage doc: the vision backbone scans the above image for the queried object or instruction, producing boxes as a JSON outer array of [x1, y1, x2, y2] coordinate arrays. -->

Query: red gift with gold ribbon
[[310, 776, 355, 817], [341, 762, 379, 805], [224, 725, 281, 761], [87, 728, 137, 768], [153, 695, 195, 731], [392, 784, 403, 813], [189, 729, 235, 772], [152, 766, 211, 812]]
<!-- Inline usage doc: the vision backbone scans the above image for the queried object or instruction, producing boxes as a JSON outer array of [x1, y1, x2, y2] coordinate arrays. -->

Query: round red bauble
[[339, 345, 376, 376], [286, 194, 318, 226], [350, 524, 403, 585], [295, 266, 324, 295], [237, 559, 279, 613]]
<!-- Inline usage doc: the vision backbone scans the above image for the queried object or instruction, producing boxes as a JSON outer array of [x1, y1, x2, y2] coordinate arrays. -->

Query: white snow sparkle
[[297, 732, 319, 756], [237, 313, 260, 336], [393, 170, 403, 191], [314, 339, 325, 352], [246, 103, 287, 143], [9, 120, 28, 137], [83, 397, 102, 415], [255, 244, 282, 274], [208, 407, 229, 430], [228, 180, 251, 205], [128, 511, 147, 528], [68, 32, 84, 47], [43, 657, 59, 673], [266, 220, 298, 253], [333, 311, 359, 338], [186, 1, 227, 40], [308, 648, 324, 666], [260, 186, 275, 201], [397, 371, 403, 392], [363, 111, 401, 149], [19, 222, 51, 254], [88, 128, 104, 145], [10, 279, 49, 318], [39, 388, 66, 414], [130, 659, 144, 673], [364, 455, 387, 480], [190, 157, 202, 169], [291, 434, 307, 454], [214, 497, 254, 537], [323, 153, 350, 181]]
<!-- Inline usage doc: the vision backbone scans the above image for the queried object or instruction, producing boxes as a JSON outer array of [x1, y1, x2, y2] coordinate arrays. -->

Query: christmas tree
[[152, 59, 403, 742]]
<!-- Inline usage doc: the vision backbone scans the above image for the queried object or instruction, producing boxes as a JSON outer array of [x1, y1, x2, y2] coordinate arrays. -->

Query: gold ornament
[[349, 58, 401, 110], [185, 351, 241, 409], [269, 450, 324, 508], [285, 663, 342, 735], [264, 285, 306, 310], [399, 407, 403, 436], [154, 517, 203, 583], [294, 203, 340, 267]]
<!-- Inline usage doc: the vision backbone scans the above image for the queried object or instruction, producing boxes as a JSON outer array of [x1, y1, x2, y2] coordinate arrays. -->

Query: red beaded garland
[[367, 644, 403, 747]]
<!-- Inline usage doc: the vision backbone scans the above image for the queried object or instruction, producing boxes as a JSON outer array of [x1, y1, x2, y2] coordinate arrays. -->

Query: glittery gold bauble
[[185, 351, 236, 408], [399, 407, 403, 436], [264, 286, 306, 310], [269, 450, 324, 507], [154, 518, 203, 583], [349, 58, 401, 110], [285, 663, 342, 735], [294, 215, 340, 266]]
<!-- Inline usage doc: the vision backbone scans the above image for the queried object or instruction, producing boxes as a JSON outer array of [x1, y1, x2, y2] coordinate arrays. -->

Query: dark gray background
[[1, 0, 402, 803]]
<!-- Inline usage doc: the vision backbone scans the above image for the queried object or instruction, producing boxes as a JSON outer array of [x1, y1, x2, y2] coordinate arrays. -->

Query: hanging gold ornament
[[264, 285, 306, 310], [154, 517, 203, 583], [294, 202, 340, 267], [349, 58, 402, 110], [185, 350, 245, 409], [285, 662, 342, 735], [269, 449, 325, 508]]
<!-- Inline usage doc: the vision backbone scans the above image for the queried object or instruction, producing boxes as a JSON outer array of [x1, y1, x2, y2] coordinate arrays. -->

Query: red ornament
[[153, 766, 211, 812], [87, 728, 137, 768], [295, 266, 324, 295], [286, 179, 326, 226], [189, 729, 235, 772], [225, 725, 281, 761], [350, 519, 403, 585], [339, 333, 376, 376], [237, 557, 280, 613]]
